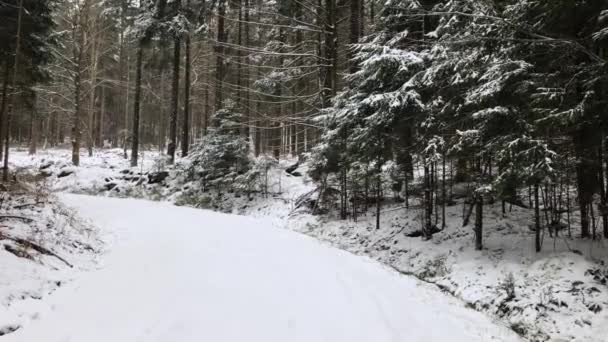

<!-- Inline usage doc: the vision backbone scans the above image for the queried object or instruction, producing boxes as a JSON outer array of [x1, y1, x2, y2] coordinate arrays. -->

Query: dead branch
[[0, 233, 73, 268]]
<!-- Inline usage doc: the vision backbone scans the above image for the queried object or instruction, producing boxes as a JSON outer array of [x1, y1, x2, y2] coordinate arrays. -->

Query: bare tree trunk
[[182, 22, 191, 157], [442, 154, 446, 229], [87, 15, 99, 157], [376, 172, 381, 230], [475, 194, 483, 250], [349, 0, 361, 72], [28, 96, 37, 155], [600, 137, 608, 238], [71, 1, 89, 167], [535, 182, 541, 252], [0, 61, 10, 161], [167, 1, 181, 164], [244, 0, 250, 142], [3, 0, 24, 181], [131, 44, 143, 167], [116, 0, 128, 148], [123, 52, 131, 159], [98, 84, 105, 146], [424, 164, 432, 238], [215, 0, 226, 110], [322, 0, 336, 106]]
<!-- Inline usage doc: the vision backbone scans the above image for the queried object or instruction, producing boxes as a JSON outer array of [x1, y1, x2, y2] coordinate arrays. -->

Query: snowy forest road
[[5, 194, 521, 342]]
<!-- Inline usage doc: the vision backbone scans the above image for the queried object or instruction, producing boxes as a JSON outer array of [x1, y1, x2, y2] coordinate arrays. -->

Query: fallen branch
[[0, 215, 35, 223], [13, 202, 44, 209], [4, 243, 34, 260], [0, 233, 73, 268]]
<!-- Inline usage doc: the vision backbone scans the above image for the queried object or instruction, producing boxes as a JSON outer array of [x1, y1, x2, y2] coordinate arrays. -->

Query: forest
[[0, 0, 608, 341], [2, 0, 607, 248]]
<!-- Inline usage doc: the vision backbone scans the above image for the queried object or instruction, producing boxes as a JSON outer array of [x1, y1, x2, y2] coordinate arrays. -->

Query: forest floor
[[6, 147, 608, 341]]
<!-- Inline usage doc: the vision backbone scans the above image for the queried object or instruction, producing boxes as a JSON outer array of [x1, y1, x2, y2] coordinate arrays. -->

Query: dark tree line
[[2, 0, 608, 253]]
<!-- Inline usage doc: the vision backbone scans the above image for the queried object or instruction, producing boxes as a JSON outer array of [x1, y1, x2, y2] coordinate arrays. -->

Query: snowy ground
[[4, 194, 521, 342], [7, 147, 608, 341], [0, 181, 101, 336]]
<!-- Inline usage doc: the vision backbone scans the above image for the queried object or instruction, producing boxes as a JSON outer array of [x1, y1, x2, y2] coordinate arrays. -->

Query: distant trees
[[3, 0, 332, 166], [2, 0, 608, 252], [0, 0, 55, 177]]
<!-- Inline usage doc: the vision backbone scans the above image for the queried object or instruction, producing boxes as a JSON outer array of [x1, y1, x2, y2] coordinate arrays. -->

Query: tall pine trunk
[[130, 44, 143, 167], [3, 0, 24, 180], [215, 0, 226, 110], [475, 194, 483, 250], [534, 182, 541, 252], [28, 95, 37, 155], [181, 27, 191, 156], [167, 35, 181, 163], [349, 0, 360, 72], [0, 62, 10, 161], [424, 164, 432, 238]]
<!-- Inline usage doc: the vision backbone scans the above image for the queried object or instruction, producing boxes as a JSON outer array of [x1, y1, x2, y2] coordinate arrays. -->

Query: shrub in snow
[[181, 106, 252, 195], [498, 272, 517, 301], [184, 134, 250, 192]]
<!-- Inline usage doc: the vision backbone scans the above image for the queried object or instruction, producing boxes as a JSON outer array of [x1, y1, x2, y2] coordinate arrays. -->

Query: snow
[[5, 194, 521, 342], [0, 186, 101, 335], [6, 148, 608, 341]]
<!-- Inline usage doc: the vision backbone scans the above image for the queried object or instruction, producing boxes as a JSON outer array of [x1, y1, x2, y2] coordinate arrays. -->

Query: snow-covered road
[[6, 194, 521, 342]]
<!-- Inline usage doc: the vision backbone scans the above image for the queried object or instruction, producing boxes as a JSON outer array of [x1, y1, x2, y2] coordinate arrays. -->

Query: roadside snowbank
[[0, 180, 102, 336]]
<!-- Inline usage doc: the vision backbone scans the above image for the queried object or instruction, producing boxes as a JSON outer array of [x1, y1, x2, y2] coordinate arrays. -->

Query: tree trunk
[[602, 137, 608, 239], [131, 44, 143, 167], [573, 126, 599, 238], [424, 164, 432, 237], [98, 84, 105, 146], [244, 0, 250, 141], [215, 0, 226, 110], [535, 182, 541, 252], [322, 0, 336, 106], [28, 97, 37, 155], [87, 16, 99, 157], [0, 61, 10, 161], [376, 172, 381, 230], [475, 194, 483, 250], [181, 31, 191, 157], [167, 34, 181, 163], [349, 0, 360, 72], [442, 154, 446, 229], [3, 0, 24, 181], [71, 2, 88, 167]]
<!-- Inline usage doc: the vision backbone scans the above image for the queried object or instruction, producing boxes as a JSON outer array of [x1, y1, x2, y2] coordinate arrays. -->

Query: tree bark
[[475, 194, 483, 250], [424, 164, 432, 238], [167, 33, 181, 163], [182, 30, 191, 157], [534, 182, 541, 252], [215, 0, 226, 110], [131, 44, 143, 167], [442, 154, 446, 229], [3, 0, 24, 181], [87, 15, 99, 157], [376, 172, 381, 230], [28, 95, 37, 155], [349, 0, 361, 73], [0, 61, 10, 161]]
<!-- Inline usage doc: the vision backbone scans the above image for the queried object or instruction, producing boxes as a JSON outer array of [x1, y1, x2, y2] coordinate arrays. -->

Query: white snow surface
[[5, 194, 521, 342]]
